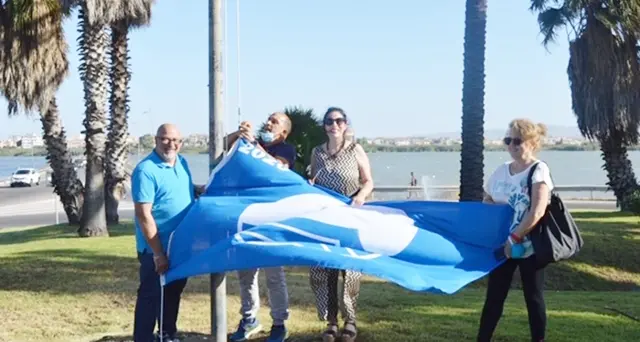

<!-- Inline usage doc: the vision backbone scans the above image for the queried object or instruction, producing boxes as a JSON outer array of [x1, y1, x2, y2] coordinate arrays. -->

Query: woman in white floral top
[[477, 118, 554, 342]]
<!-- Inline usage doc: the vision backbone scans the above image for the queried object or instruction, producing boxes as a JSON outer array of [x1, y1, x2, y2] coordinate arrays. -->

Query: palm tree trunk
[[77, 4, 109, 237], [105, 21, 130, 226], [599, 132, 639, 211], [40, 98, 84, 224], [459, 0, 488, 202]]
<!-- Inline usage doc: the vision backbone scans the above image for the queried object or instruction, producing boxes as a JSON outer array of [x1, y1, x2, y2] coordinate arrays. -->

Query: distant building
[[67, 134, 85, 149], [17, 134, 44, 148]]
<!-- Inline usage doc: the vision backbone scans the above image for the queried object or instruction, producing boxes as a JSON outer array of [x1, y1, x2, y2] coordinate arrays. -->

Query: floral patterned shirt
[[484, 161, 554, 258]]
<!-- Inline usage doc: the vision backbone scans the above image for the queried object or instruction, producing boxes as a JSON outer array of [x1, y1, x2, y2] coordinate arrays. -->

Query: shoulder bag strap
[[526, 162, 540, 209]]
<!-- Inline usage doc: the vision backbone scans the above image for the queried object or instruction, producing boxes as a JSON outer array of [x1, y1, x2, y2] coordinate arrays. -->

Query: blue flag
[[163, 139, 514, 294]]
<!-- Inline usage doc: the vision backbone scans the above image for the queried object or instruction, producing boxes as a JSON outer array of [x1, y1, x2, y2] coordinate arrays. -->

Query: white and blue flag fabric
[[163, 139, 513, 294]]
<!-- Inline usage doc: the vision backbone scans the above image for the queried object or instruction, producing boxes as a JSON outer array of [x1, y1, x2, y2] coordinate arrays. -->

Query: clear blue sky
[[0, 0, 575, 139]]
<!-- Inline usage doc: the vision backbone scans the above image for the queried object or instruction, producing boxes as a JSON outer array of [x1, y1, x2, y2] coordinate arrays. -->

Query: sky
[[0, 0, 576, 139]]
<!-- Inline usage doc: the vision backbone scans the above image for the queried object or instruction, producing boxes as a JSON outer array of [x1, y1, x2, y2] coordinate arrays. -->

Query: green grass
[[0, 211, 639, 342]]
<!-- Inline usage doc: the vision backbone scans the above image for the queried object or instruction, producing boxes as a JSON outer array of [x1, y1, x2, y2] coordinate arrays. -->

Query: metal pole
[[209, 0, 226, 341]]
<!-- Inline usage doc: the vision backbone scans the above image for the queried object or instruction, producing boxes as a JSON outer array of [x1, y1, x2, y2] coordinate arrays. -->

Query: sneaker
[[229, 318, 263, 341], [266, 325, 288, 342], [155, 332, 180, 342]]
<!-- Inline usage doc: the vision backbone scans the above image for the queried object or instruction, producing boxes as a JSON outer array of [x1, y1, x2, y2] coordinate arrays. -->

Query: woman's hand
[[503, 241, 512, 258], [351, 193, 366, 206]]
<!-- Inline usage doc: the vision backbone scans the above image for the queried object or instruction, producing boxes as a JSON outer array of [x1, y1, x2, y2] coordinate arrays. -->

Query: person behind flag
[[131, 124, 204, 342], [477, 118, 553, 342], [225, 112, 295, 342], [308, 107, 374, 342]]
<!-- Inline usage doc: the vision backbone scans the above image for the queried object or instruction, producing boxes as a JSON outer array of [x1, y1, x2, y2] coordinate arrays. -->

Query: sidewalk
[[0, 198, 134, 218]]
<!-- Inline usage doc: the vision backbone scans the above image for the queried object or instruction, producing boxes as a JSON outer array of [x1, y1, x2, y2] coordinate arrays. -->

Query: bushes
[[626, 189, 640, 215]]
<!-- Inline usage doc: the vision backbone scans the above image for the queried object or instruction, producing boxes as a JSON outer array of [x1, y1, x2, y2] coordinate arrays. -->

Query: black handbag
[[526, 162, 584, 267]]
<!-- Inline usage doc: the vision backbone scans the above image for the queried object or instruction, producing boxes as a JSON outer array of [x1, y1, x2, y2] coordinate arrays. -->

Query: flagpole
[[209, 0, 227, 341]]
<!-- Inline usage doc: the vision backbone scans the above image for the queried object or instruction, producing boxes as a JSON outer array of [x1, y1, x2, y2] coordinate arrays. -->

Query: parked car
[[10, 168, 40, 187]]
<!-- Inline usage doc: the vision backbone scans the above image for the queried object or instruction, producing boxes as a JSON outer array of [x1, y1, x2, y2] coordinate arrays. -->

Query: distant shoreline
[[1, 143, 638, 157]]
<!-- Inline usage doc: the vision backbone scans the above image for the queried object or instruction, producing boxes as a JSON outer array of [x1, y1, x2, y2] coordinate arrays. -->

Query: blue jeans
[[133, 252, 188, 342]]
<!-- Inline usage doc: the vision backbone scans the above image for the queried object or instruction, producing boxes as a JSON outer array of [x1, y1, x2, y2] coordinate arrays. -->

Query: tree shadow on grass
[[0, 249, 316, 298], [0, 222, 134, 246]]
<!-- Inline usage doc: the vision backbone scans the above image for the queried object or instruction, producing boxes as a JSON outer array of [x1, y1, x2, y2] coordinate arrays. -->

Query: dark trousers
[[133, 252, 188, 342], [477, 255, 546, 342]]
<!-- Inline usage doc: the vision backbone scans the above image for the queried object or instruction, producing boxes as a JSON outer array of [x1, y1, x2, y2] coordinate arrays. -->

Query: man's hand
[[194, 184, 206, 198], [153, 254, 169, 274], [238, 121, 254, 142]]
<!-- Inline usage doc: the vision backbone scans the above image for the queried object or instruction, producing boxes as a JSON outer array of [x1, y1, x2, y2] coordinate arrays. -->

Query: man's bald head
[[273, 112, 292, 137], [262, 112, 292, 145], [154, 123, 183, 164], [156, 123, 180, 137]]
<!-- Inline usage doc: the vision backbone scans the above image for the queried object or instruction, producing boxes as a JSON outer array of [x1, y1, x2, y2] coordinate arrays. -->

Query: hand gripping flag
[[162, 139, 513, 294]]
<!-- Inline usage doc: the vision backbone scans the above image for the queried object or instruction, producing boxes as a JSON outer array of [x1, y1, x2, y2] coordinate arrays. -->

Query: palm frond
[[530, 0, 561, 12], [538, 7, 571, 45], [607, 0, 640, 35], [0, 0, 68, 115], [567, 14, 640, 144], [83, 0, 153, 27]]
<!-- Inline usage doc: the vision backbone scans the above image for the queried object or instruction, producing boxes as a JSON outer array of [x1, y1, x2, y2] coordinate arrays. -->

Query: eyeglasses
[[324, 118, 346, 126], [503, 137, 523, 146], [158, 137, 183, 145]]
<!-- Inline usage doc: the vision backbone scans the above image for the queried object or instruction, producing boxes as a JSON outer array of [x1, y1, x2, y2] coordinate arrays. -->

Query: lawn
[[0, 211, 639, 342]]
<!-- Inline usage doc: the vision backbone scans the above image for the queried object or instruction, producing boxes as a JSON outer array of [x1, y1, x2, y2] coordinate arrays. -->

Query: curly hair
[[509, 118, 548, 151]]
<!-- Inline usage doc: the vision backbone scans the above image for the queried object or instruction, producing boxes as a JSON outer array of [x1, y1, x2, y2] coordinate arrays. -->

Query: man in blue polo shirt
[[132, 123, 203, 342], [225, 112, 296, 342]]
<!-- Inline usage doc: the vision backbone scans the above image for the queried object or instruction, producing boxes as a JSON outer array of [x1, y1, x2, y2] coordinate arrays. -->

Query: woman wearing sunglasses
[[308, 107, 374, 342], [477, 119, 553, 342]]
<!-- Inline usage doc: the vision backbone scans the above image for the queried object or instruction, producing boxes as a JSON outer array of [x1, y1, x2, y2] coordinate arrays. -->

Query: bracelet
[[507, 236, 514, 246], [510, 233, 523, 243]]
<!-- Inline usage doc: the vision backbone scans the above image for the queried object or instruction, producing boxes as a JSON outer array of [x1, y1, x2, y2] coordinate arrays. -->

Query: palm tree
[[282, 106, 325, 177], [74, 0, 110, 236], [105, 0, 153, 225], [0, 0, 84, 224], [531, 0, 640, 211], [66, 0, 145, 236], [459, 0, 488, 202]]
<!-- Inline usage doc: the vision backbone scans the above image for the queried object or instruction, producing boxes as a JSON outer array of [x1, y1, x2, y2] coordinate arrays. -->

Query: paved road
[[0, 169, 86, 206], [0, 168, 133, 229], [0, 184, 55, 207]]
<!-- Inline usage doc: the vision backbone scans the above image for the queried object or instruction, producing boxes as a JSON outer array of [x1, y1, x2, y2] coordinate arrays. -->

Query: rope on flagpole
[[236, 0, 242, 127], [223, 0, 229, 136]]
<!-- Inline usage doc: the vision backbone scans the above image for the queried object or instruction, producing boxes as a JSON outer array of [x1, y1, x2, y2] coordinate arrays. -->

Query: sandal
[[322, 323, 339, 342], [341, 322, 357, 342]]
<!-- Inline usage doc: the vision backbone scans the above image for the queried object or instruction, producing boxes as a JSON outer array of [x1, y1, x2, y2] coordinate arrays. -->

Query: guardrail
[[3, 164, 613, 202], [371, 185, 612, 201]]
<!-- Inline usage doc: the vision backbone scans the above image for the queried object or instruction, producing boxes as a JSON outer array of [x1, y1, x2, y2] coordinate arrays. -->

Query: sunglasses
[[503, 137, 523, 146], [324, 118, 346, 126]]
